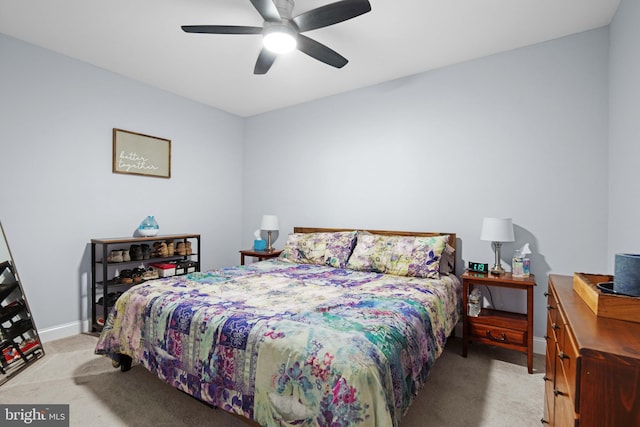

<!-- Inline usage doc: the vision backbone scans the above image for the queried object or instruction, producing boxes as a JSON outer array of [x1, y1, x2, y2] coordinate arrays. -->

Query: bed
[[95, 227, 461, 427]]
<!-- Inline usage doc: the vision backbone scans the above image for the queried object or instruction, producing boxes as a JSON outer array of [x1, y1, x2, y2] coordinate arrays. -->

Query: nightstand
[[461, 271, 536, 373], [239, 249, 283, 265]]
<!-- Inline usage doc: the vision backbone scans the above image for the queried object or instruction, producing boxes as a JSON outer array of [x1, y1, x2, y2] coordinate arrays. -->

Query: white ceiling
[[0, 0, 620, 117]]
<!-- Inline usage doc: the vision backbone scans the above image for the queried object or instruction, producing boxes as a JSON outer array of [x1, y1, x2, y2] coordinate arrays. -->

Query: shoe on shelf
[[165, 240, 175, 256], [153, 242, 168, 257], [142, 267, 159, 281], [130, 245, 143, 261], [97, 292, 121, 307], [141, 244, 151, 260], [132, 267, 145, 283], [176, 242, 186, 256], [107, 250, 124, 263], [122, 250, 131, 262], [119, 269, 133, 284], [186, 241, 193, 255]]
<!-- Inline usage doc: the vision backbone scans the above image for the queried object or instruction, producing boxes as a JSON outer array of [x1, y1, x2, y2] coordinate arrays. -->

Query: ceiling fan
[[181, 0, 372, 75]]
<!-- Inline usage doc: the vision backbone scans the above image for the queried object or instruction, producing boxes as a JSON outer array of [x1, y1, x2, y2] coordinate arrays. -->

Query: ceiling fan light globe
[[263, 28, 297, 54]]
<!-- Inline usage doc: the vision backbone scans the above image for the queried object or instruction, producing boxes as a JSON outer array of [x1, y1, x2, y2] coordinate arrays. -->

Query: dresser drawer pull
[[544, 291, 549, 297], [546, 304, 554, 311], [552, 323, 560, 330], [558, 351, 570, 361], [543, 376, 552, 382], [544, 335, 550, 340], [541, 418, 549, 424], [485, 330, 507, 342], [553, 389, 566, 397]]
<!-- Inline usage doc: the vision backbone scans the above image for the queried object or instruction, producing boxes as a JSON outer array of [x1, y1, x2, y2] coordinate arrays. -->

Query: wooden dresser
[[544, 274, 640, 426]]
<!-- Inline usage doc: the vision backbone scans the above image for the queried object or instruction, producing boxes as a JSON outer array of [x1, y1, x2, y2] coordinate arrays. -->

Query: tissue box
[[254, 239, 267, 251], [512, 258, 530, 277], [149, 262, 176, 277]]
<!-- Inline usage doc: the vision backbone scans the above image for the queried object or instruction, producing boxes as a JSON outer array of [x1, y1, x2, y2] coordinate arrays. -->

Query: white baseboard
[[37, 320, 88, 343], [533, 335, 546, 355]]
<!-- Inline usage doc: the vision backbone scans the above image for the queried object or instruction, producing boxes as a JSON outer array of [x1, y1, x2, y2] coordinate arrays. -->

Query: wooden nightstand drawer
[[470, 322, 526, 346]]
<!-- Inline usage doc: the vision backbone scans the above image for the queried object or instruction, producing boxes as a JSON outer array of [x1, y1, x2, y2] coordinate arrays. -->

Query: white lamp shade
[[480, 217, 514, 242], [260, 215, 279, 231]]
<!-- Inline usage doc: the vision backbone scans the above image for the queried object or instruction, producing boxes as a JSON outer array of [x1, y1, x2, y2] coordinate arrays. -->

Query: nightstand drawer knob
[[543, 376, 552, 382], [553, 389, 566, 397], [485, 330, 507, 342], [544, 291, 549, 297], [544, 335, 550, 340], [546, 304, 554, 311], [552, 323, 560, 330], [558, 351, 570, 361], [541, 418, 549, 424]]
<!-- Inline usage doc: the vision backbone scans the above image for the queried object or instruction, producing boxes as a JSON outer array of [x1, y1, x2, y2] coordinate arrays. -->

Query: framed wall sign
[[112, 128, 171, 178]]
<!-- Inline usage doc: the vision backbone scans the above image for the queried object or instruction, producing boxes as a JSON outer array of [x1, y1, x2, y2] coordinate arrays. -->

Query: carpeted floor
[[0, 333, 544, 426]]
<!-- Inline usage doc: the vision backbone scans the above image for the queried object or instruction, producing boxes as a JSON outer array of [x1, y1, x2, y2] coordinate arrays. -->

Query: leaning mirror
[[0, 222, 44, 385]]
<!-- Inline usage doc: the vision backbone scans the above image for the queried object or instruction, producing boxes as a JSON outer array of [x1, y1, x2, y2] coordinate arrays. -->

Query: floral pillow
[[346, 232, 450, 279], [279, 231, 357, 268]]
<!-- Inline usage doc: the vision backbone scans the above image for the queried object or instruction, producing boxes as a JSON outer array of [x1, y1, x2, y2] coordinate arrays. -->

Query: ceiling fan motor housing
[[273, 0, 295, 20]]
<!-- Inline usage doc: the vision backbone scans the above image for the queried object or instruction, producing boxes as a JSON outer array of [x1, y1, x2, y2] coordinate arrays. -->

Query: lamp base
[[266, 230, 275, 252], [490, 265, 506, 275], [490, 241, 506, 275]]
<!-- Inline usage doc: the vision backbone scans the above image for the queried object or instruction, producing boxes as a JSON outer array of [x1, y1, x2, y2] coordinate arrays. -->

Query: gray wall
[[243, 28, 611, 346], [609, 0, 640, 267], [3, 16, 633, 348], [0, 33, 245, 340]]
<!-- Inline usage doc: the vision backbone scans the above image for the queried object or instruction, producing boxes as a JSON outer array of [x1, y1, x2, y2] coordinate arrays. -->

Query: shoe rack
[[90, 233, 201, 332]]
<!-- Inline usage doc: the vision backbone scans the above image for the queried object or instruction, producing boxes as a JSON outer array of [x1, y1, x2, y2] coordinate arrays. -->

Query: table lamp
[[480, 217, 515, 275], [260, 214, 279, 252]]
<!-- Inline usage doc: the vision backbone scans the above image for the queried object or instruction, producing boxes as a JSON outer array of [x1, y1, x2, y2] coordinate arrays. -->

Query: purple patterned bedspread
[[95, 260, 461, 426]]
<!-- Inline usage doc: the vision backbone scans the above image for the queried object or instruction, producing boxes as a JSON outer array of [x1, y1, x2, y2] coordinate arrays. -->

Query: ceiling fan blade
[[293, 0, 371, 32], [250, 0, 281, 22], [181, 25, 263, 35], [254, 48, 278, 74], [297, 34, 348, 69]]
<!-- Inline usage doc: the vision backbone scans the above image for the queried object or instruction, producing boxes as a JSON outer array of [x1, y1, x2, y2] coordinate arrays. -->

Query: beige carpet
[[0, 334, 544, 426]]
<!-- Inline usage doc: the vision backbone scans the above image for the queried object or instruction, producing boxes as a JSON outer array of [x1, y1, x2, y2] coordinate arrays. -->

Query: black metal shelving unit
[[90, 234, 201, 332]]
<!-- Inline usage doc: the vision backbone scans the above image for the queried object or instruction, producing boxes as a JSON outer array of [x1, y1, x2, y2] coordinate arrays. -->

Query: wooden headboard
[[293, 227, 457, 270]]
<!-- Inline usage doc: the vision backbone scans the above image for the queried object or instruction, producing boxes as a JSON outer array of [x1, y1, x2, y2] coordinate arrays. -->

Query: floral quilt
[[95, 260, 461, 427]]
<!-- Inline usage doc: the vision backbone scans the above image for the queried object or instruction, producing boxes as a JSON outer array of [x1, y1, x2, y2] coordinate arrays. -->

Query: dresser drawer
[[558, 326, 580, 411], [469, 322, 526, 346], [544, 345, 556, 425], [546, 287, 559, 326], [547, 288, 564, 347], [555, 388, 578, 427]]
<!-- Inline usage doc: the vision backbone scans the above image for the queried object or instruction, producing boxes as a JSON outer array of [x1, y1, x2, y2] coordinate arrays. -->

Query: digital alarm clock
[[468, 261, 489, 274]]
